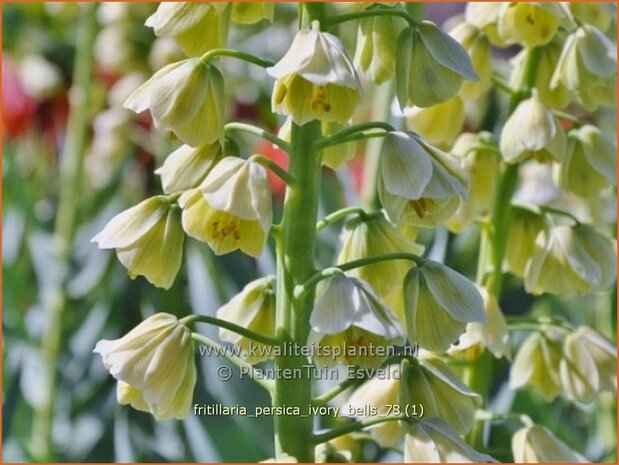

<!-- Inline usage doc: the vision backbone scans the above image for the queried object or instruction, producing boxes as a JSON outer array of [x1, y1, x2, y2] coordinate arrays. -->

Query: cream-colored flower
[[179, 157, 272, 257], [231, 2, 274, 24], [92, 196, 184, 289], [404, 96, 465, 148], [18, 55, 63, 100], [569, 2, 612, 32], [449, 23, 492, 100], [464, 3, 506, 47], [145, 2, 230, 56], [512, 424, 588, 462], [497, 3, 567, 47], [267, 21, 360, 125], [217, 276, 276, 363], [124, 59, 225, 147], [94, 313, 196, 420], [354, 14, 399, 85], [504, 207, 546, 278], [156, 142, 223, 194]]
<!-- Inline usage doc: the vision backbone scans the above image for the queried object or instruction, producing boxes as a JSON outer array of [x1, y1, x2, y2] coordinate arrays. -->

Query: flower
[[449, 288, 511, 361], [378, 132, 467, 228], [555, 124, 617, 198], [560, 326, 617, 403], [512, 424, 588, 462], [145, 2, 230, 57], [401, 356, 481, 434], [267, 21, 360, 125], [94, 313, 196, 421], [509, 328, 565, 401], [395, 21, 478, 108], [449, 23, 492, 100], [504, 207, 546, 278], [497, 3, 567, 48], [217, 276, 276, 363], [17, 55, 63, 100], [92, 196, 184, 289], [260, 454, 298, 463], [499, 93, 566, 164], [156, 142, 223, 194], [524, 224, 616, 296], [315, 434, 361, 463], [551, 25, 617, 111], [124, 59, 225, 147], [309, 273, 404, 368], [403, 96, 465, 148], [404, 418, 496, 463], [402, 260, 486, 352], [569, 3, 612, 32], [337, 212, 424, 298], [354, 14, 399, 85], [464, 3, 506, 47], [179, 157, 272, 257], [231, 2, 274, 24]]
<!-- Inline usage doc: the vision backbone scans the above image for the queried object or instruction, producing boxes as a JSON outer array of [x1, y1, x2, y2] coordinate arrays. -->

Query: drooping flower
[[512, 424, 588, 462], [396, 21, 478, 108], [124, 58, 225, 147], [309, 273, 404, 368], [569, 2, 612, 32], [497, 3, 568, 48], [92, 196, 184, 289], [156, 142, 223, 194], [267, 21, 361, 125], [404, 96, 465, 148], [354, 14, 399, 85], [94, 313, 196, 421], [217, 276, 276, 363], [464, 2, 506, 47], [231, 2, 274, 24], [403, 260, 486, 352], [504, 207, 546, 278], [145, 2, 230, 56], [179, 157, 272, 257], [449, 23, 492, 100]]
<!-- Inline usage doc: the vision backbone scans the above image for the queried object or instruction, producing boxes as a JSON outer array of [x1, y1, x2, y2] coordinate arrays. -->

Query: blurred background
[[2, 2, 616, 462]]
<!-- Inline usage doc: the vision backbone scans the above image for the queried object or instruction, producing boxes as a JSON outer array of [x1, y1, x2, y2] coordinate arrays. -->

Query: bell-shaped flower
[[551, 25, 617, 111], [404, 418, 496, 463], [497, 3, 568, 47], [504, 207, 546, 278], [464, 3, 506, 47], [315, 434, 361, 463], [378, 131, 467, 228], [309, 273, 404, 368], [449, 23, 492, 100], [556, 124, 617, 198], [396, 21, 478, 108], [267, 21, 361, 125], [343, 365, 403, 447], [156, 142, 223, 194], [217, 276, 276, 363], [337, 212, 423, 298], [231, 2, 274, 25], [403, 96, 465, 148], [402, 356, 481, 434], [510, 40, 570, 109], [512, 424, 588, 463], [92, 196, 184, 289], [560, 326, 617, 403], [403, 260, 486, 352], [509, 328, 565, 401], [145, 2, 230, 56], [124, 59, 225, 147], [354, 14, 399, 85], [94, 313, 196, 420], [524, 224, 616, 296], [179, 157, 272, 257], [500, 92, 567, 164], [449, 288, 511, 361], [569, 3, 612, 32]]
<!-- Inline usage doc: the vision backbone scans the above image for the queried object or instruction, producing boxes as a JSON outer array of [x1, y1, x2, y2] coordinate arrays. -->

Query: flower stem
[[326, 8, 417, 28], [313, 415, 409, 444], [315, 122, 394, 150], [199, 48, 274, 68], [250, 154, 296, 187], [315, 206, 370, 233], [225, 122, 290, 152], [313, 378, 364, 407], [182, 315, 281, 346]]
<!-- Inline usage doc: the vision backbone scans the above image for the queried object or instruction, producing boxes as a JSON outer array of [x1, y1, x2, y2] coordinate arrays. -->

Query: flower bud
[[569, 3, 612, 32], [504, 207, 546, 278], [449, 23, 492, 100], [497, 3, 567, 47], [396, 21, 478, 108], [94, 313, 196, 420], [337, 212, 423, 298], [404, 96, 465, 148], [512, 424, 588, 462], [500, 93, 566, 163], [556, 124, 617, 198], [309, 274, 404, 368], [92, 196, 184, 289], [354, 14, 399, 85], [268, 21, 360, 125], [145, 2, 230, 56], [124, 59, 225, 147], [231, 2, 274, 25], [179, 157, 272, 257], [404, 418, 496, 463], [509, 328, 565, 401], [551, 25, 617, 111], [156, 142, 223, 194], [403, 260, 486, 352]]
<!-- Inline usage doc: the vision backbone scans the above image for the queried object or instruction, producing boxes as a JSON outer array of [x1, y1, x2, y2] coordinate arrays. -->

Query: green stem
[[490, 74, 517, 96], [552, 110, 582, 127], [315, 122, 394, 150], [225, 122, 291, 152], [315, 207, 370, 233], [313, 378, 363, 407], [200, 48, 274, 68], [326, 8, 417, 28], [182, 315, 280, 346], [250, 155, 296, 187], [31, 4, 98, 461], [313, 415, 410, 444]]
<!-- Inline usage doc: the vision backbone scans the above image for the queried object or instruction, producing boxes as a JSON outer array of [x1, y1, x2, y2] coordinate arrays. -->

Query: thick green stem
[[31, 4, 97, 461]]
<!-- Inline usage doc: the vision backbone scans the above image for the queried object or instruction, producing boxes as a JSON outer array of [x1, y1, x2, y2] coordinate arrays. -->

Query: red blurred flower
[[253, 140, 288, 199], [2, 55, 37, 139]]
